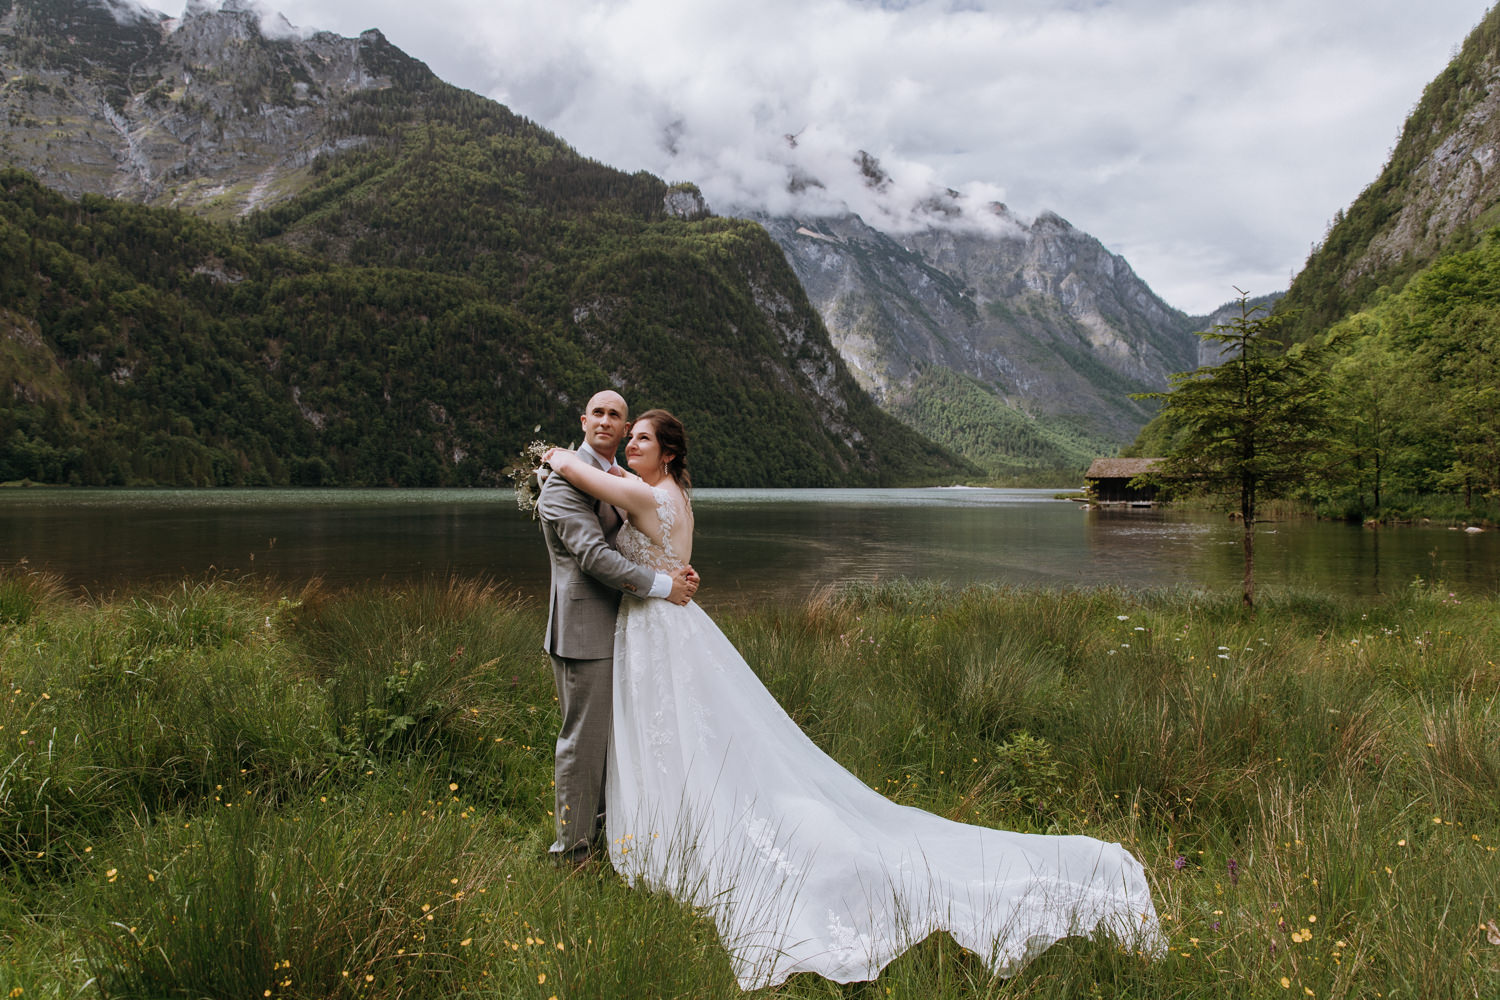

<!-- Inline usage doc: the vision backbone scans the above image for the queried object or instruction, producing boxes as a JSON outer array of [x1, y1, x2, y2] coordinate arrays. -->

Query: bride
[[544, 410, 1162, 990]]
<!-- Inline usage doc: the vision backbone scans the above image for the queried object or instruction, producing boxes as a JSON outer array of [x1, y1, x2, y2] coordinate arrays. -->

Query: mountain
[[1277, 7, 1500, 340], [754, 198, 1201, 477], [0, 0, 972, 487], [1191, 291, 1284, 366], [1133, 7, 1500, 512]]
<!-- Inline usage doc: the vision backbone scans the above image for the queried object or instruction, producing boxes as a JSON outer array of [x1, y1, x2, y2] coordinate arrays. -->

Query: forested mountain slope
[[0, 0, 971, 486], [1278, 6, 1500, 340]]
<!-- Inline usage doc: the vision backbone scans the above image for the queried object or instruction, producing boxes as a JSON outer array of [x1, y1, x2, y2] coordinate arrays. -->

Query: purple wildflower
[[1173, 855, 1187, 870], [1227, 857, 1240, 885]]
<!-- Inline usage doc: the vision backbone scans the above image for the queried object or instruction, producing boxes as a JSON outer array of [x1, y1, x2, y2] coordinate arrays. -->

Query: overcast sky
[[185, 0, 1492, 314]]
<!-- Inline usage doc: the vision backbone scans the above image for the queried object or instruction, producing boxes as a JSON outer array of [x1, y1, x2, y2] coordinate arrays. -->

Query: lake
[[0, 487, 1496, 607]]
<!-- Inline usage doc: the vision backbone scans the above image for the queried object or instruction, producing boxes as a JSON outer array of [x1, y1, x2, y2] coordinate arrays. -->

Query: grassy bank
[[2, 571, 1497, 998]]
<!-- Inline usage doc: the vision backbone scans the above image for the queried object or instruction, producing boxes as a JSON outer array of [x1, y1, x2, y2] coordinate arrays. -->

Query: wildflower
[[1227, 858, 1240, 885], [1173, 856, 1187, 870], [1280, 977, 1291, 989], [1117, 615, 1129, 621]]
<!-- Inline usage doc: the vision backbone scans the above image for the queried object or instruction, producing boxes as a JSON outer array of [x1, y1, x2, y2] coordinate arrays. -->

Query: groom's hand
[[667, 566, 699, 605]]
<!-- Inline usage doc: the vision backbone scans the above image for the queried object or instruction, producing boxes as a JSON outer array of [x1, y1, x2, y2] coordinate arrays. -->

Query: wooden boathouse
[[1083, 458, 1163, 505]]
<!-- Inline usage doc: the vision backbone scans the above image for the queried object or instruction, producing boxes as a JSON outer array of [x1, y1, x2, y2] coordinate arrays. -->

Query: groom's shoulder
[[537, 470, 590, 517]]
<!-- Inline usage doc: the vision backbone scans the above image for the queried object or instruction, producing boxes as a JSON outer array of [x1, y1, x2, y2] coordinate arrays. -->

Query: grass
[[1, 568, 1497, 997]]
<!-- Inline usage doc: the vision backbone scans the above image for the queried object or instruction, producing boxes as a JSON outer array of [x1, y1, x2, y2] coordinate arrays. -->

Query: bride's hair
[[632, 409, 690, 491]]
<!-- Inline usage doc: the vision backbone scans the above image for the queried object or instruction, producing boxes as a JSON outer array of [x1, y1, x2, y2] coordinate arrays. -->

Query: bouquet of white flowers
[[507, 439, 557, 518]]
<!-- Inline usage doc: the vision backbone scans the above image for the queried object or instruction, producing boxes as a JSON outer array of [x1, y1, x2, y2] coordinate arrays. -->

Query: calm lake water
[[1, 487, 1496, 607]]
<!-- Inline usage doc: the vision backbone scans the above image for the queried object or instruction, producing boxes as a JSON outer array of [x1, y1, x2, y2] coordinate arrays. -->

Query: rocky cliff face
[[1279, 8, 1500, 337], [0, 0, 416, 217], [757, 206, 1200, 445], [1352, 62, 1500, 284]]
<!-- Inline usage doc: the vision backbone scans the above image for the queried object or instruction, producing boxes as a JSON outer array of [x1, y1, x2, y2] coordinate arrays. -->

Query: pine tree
[[1137, 295, 1332, 608]]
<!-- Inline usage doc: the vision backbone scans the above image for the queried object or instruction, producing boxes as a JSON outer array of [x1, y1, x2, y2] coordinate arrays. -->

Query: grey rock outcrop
[[0, 0, 425, 216]]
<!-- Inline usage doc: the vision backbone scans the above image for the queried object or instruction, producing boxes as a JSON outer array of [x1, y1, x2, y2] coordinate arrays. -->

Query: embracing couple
[[537, 389, 1162, 990]]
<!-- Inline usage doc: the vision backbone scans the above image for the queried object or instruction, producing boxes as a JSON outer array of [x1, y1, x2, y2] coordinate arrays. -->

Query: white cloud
[[159, 0, 1493, 313]]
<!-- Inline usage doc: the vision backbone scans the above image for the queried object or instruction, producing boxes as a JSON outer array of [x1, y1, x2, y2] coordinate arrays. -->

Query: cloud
[[175, 0, 1492, 311], [97, 0, 164, 25]]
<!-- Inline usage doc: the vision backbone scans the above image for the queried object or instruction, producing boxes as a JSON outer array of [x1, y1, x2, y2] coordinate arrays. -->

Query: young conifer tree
[[1135, 294, 1332, 608]]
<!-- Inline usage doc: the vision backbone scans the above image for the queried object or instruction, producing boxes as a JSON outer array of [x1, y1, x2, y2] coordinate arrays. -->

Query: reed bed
[[1, 568, 1496, 998]]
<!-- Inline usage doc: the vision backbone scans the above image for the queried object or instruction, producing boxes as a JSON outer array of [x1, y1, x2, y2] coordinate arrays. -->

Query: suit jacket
[[538, 451, 656, 660]]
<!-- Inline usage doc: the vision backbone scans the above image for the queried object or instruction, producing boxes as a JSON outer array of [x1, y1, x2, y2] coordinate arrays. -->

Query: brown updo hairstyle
[[631, 409, 690, 491]]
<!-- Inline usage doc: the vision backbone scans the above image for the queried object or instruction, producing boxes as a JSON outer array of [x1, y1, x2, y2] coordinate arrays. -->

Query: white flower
[[508, 440, 558, 518], [1117, 615, 1129, 621]]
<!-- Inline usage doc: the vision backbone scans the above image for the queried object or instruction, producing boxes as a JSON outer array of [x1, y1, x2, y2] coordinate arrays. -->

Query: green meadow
[[1, 570, 1497, 998]]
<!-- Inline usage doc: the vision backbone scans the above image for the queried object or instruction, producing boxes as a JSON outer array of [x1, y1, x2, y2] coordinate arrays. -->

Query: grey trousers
[[549, 652, 612, 856]]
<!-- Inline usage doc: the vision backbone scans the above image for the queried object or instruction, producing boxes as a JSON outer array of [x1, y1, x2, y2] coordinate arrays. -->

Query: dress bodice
[[615, 485, 687, 572]]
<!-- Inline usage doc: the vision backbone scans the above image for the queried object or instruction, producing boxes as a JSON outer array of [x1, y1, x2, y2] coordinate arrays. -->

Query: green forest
[[889, 366, 1117, 480], [0, 66, 972, 488], [1132, 231, 1500, 519]]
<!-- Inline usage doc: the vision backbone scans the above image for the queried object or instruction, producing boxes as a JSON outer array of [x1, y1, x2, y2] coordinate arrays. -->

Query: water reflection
[[0, 488, 1495, 607]]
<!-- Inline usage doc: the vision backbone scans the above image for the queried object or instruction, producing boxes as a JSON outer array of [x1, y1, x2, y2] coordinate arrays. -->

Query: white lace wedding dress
[[608, 487, 1162, 989]]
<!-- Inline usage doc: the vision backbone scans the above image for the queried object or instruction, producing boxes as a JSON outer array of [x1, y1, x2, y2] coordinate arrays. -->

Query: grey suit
[[538, 450, 656, 857]]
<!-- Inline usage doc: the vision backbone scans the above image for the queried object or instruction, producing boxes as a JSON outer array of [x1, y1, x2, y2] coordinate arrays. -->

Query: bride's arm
[[545, 449, 658, 519]]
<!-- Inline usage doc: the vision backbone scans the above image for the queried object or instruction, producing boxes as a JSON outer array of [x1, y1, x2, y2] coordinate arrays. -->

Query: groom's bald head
[[580, 390, 629, 457], [585, 390, 628, 419]]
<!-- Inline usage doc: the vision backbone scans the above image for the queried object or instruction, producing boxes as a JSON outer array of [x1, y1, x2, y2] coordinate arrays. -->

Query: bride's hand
[[542, 447, 576, 468]]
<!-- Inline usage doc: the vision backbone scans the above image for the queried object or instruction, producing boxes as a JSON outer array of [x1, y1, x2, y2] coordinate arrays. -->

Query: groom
[[537, 388, 698, 867]]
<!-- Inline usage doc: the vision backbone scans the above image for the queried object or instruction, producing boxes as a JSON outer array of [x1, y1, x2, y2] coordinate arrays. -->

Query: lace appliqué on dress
[[615, 485, 683, 572]]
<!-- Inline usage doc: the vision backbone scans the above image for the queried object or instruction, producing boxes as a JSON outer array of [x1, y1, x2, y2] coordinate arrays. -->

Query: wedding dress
[[608, 486, 1162, 989]]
